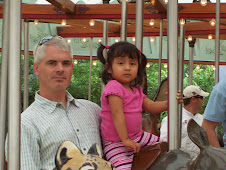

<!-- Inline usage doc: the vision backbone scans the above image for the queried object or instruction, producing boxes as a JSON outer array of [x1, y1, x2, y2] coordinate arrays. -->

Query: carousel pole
[[178, 19, 186, 148], [215, 0, 220, 84], [188, 39, 196, 85], [7, 0, 22, 169], [23, 20, 29, 110], [135, 0, 144, 50], [102, 0, 109, 91], [121, 0, 128, 41], [168, 0, 179, 150], [88, 37, 93, 101], [158, 19, 163, 86], [0, 0, 10, 169]]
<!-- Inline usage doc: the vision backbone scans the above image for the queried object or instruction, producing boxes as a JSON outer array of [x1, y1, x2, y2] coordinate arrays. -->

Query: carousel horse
[[142, 77, 168, 136], [132, 119, 226, 169]]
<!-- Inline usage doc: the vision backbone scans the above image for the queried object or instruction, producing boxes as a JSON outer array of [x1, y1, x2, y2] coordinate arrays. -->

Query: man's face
[[194, 96, 204, 113], [33, 45, 73, 93]]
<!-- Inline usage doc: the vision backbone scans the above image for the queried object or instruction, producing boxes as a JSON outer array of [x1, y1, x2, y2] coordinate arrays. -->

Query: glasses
[[38, 35, 63, 46], [194, 96, 203, 100]]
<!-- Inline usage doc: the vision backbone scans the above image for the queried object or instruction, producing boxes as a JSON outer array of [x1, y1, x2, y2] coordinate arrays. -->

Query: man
[[202, 78, 226, 148], [160, 85, 209, 155], [5, 35, 102, 169]]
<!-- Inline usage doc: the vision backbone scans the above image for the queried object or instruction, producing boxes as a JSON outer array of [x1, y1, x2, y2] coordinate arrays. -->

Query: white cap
[[183, 85, 209, 99]]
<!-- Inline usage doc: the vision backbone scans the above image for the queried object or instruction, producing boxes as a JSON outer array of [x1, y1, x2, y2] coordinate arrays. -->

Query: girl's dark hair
[[97, 41, 147, 85]]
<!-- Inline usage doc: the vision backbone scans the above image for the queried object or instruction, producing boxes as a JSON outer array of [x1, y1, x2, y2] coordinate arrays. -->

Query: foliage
[[68, 60, 102, 106], [18, 56, 222, 136]]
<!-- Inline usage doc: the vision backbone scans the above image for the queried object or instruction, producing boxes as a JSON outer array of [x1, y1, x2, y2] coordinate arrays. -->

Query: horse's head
[[133, 119, 226, 170]]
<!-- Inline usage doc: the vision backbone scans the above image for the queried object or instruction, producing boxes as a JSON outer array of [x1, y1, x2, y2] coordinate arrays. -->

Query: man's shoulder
[[21, 102, 42, 121]]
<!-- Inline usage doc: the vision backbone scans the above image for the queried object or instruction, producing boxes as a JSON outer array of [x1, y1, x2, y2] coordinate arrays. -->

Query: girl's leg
[[103, 141, 134, 170], [134, 131, 165, 147]]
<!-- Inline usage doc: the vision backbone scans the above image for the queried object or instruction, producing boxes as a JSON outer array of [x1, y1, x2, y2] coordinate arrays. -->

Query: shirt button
[[83, 148, 86, 151], [76, 129, 79, 132]]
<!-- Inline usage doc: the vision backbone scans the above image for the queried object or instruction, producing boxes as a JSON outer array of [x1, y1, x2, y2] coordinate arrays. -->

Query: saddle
[[132, 142, 169, 170]]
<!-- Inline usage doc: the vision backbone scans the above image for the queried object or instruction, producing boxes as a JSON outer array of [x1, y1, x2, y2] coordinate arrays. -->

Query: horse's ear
[[187, 119, 209, 150], [153, 77, 168, 102], [55, 141, 82, 170], [87, 143, 102, 158]]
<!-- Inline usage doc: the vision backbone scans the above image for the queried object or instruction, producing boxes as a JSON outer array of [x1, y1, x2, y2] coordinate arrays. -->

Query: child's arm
[[108, 95, 140, 153], [142, 98, 168, 114], [142, 91, 182, 114]]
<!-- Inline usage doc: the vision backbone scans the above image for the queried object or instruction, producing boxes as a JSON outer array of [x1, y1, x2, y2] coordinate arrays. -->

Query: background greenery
[[20, 57, 215, 110], [1, 54, 222, 136]]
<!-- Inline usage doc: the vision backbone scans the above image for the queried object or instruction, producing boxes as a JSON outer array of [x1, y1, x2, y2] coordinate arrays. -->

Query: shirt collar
[[183, 107, 196, 117], [34, 91, 78, 114]]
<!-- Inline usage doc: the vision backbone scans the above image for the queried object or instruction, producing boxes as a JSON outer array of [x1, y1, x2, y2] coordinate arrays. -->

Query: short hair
[[33, 35, 73, 64], [183, 98, 191, 106]]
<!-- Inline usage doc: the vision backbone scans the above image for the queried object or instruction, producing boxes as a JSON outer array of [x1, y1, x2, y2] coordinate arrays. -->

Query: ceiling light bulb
[[132, 37, 136, 42], [61, 19, 66, 25], [34, 19, 39, 25], [89, 19, 95, 26], [200, 0, 207, 6], [208, 34, 212, 40], [196, 65, 200, 70], [163, 0, 168, 4], [188, 35, 193, 42], [164, 63, 167, 68], [180, 18, 185, 26], [149, 19, 154, 26], [74, 59, 78, 65], [146, 63, 150, 68], [82, 38, 87, 42], [210, 18, 216, 26], [150, 37, 155, 42], [67, 38, 71, 43], [115, 38, 119, 42], [98, 38, 102, 42], [93, 61, 97, 66], [213, 66, 216, 70]]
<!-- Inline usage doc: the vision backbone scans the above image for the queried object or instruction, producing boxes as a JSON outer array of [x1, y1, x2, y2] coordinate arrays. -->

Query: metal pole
[[101, 20, 108, 92], [168, 0, 179, 150], [215, 0, 220, 84], [120, 0, 128, 41], [178, 20, 186, 148], [8, 0, 22, 169], [103, 20, 108, 59], [188, 39, 196, 85], [23, 20, 29, 110], [88, 38, 93, 101], [158, 19, 163, 86], [0, 0, 10, 169], [135, 0, 144, 50]]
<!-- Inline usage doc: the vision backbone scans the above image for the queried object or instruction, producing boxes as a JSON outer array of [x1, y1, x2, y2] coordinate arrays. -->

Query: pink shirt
[[100, 80, 146, 142]]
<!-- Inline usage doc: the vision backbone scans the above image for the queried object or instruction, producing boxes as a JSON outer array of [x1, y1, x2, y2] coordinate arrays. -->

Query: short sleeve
[[102, 80, 124, 99], [204, 85, 226, 122], [138, 86, 147, 100]]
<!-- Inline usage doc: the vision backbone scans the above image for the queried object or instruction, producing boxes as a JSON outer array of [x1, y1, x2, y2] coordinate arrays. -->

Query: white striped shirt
[[5, 91, 102, 170]]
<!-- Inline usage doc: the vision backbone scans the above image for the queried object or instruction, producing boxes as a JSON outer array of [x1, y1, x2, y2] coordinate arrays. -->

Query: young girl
[[97, 41, 168, 169]]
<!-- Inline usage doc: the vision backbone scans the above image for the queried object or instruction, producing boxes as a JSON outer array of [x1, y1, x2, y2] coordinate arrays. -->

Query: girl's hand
[[177, 90, 183, 104], [122, 138, 140, 153]]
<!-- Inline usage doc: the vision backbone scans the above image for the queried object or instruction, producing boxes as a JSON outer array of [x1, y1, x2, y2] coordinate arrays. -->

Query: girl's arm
[[142, 98, 168, 114], [142, 91, 182, 114], [108, 95, 140, 153]]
